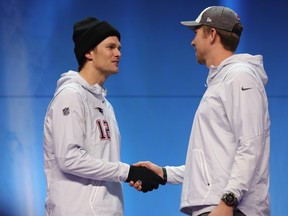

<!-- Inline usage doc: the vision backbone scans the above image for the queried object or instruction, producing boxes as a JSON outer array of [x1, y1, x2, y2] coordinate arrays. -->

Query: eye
[[107, 45, 115, 49], [107, 44, 121, 53]]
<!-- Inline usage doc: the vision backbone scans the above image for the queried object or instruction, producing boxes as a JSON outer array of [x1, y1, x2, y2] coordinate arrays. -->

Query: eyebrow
[[106, 42, 121, 49]]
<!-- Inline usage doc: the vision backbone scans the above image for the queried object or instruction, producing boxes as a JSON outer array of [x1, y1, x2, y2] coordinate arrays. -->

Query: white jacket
[[44, 71, 130, 216], [167, 54, 270, 216]]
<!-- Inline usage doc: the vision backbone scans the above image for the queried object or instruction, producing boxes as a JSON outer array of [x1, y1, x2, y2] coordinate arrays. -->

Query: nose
[[115, 48, 121, 58], [191, 39, 195, 47]]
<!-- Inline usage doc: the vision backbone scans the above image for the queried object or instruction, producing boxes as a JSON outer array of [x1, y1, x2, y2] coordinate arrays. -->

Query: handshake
[[125, 165, 166, 193]]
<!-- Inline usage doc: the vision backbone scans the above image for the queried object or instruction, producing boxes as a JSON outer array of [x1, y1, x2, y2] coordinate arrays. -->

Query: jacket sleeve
[[221, 67, 269, 201], [46, 87, 130, 182], [166, 165, 185, 184]]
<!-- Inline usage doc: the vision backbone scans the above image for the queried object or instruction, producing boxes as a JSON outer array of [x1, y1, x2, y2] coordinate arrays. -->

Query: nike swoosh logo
[[95, 107, 104, 114], [241, 87, 252, 91]]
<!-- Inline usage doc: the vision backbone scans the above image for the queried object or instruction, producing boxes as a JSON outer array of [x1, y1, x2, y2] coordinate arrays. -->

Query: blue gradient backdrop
[[0, 0, 287, 215]]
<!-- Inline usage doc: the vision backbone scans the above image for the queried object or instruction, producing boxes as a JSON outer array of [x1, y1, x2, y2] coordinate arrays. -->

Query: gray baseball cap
[[181, 6, 242, 36]]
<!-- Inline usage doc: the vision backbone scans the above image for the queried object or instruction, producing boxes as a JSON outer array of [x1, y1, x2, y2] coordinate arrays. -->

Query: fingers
[[132, 161, 163, 177], [132, 161, 150, 168], [129, 180, 142, 191], [136, 180, 142, 186]]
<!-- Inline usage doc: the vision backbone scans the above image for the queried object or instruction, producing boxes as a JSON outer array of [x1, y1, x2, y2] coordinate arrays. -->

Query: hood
[[55, 70, 107, 97], [207, 54, 268, 86]]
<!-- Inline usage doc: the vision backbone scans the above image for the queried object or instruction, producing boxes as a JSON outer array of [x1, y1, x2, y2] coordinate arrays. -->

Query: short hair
[[202, 23, 242, 52], [77, 58, 87, 71]]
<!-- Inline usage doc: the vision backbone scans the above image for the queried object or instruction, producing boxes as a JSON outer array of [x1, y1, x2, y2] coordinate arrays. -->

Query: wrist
[[221, 192, 238, 208], [162, 167, 167, 183], [218, 200, 234, 214], [219, 200, 234, 209]]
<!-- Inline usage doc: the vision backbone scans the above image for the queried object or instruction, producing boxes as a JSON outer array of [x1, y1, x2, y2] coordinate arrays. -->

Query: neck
[[79, 65, 107, 87], [206, 50, 233, 69]]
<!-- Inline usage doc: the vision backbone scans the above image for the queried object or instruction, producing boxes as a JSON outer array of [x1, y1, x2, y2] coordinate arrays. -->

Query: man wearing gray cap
[[132, 6, 270, 216], [43, 17, 165, 216]]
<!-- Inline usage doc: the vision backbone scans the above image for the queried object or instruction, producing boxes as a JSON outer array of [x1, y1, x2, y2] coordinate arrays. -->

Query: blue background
[[0, 0, 287, 215]]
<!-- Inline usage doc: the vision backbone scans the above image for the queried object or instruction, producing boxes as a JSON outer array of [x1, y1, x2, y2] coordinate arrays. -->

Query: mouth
[[112, 59, 120, 66]]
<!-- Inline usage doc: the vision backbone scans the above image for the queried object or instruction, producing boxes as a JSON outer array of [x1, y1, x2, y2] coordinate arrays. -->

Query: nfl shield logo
[[63, 107, 70, 116]]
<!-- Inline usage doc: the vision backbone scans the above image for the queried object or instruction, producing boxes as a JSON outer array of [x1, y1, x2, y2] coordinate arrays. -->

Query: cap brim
[[180, 21, 202, 30]]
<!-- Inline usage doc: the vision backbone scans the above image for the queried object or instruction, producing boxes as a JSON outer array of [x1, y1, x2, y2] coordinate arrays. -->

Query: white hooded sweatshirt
[[167, 54, 270, 216], [44, 71, 130, 216]]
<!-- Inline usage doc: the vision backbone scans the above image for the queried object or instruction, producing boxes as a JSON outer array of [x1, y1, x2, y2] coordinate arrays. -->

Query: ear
[[209, 28, 217, 44], [85, 50, 93, 61]]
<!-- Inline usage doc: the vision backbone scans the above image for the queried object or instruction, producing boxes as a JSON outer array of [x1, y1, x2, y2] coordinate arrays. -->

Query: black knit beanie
[[73, 17, 121, 66]]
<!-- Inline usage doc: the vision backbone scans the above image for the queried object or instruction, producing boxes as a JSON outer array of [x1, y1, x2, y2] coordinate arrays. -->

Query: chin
[[197, 58, 205, 65], [111, 70, 119, 75]]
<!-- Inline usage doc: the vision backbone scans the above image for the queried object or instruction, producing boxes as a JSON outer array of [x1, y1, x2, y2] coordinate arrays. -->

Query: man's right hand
[[125, 165, 166, 192]]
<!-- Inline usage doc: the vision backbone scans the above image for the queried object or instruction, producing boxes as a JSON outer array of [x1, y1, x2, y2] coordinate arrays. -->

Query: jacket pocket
[[191, 149, 212, 195], [89, 180, 101, 207]]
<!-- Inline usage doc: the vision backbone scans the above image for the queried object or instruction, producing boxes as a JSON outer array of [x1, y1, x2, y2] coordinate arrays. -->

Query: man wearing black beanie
[[43, 17, 165, 216]]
